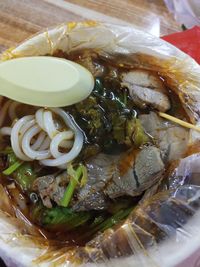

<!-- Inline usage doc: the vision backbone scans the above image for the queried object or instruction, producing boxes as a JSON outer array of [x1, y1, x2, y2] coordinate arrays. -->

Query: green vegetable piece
[[2, 149, 36, 191], [41, 206, 91, 230], [14, 163, 36, 191], [60, 164, 87, 207], [108, 198, 134, 214], [3, 160, 23, 175], [7, 151, 19, 165], [76, 96, 97, 114], [112, 114, 126, 144], [89, 214, 107, 228], [3, 151, 23, 175], [125, 118, 135, 146], [80, 165, 88, 187], [133, 119, 149, 147], [74, 95, 106, 141], [90, 206, 134, 235]]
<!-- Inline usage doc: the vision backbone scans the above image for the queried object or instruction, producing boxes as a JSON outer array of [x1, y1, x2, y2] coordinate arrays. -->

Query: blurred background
[[164, 0, 200, 28], [0, 0, 199, 54]]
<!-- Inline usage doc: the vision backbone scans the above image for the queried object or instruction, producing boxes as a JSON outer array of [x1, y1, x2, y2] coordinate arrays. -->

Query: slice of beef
[[32, 172, 68, 208], [121, 70, 171, 112], [73, 147, 165, 210], [105, 146, 164, 198]]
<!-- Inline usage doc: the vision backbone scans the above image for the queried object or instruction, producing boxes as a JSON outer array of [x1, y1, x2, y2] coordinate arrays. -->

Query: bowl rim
[[1, 21, 200, 267]]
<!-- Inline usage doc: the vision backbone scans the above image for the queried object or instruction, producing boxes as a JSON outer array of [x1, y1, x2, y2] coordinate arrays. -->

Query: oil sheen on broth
[[0, 49, 190, 249]]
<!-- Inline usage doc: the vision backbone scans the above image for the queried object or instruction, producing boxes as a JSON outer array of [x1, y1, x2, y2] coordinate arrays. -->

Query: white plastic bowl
[[1, 21, 200, 267]]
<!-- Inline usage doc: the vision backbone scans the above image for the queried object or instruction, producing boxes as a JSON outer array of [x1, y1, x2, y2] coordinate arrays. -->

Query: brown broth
[[56, 49, 189, 120], [0, 49, 191, 251]]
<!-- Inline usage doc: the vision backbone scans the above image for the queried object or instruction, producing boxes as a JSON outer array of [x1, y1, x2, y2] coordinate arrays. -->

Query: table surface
[[0, 0, 182, 54]]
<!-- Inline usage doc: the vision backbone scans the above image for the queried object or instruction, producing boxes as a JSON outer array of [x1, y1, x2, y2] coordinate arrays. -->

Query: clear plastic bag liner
[[1, 21, 200, 267], [164, 0, 200, 29]]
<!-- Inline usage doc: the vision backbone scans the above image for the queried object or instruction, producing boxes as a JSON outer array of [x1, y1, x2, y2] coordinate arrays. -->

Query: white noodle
[[43, 110, 58, 138], [35, 108, 45, 130], [22, 125, 51, 160], [20, 119, 35, 136], [50, 131, 74, 158], [40, 128, 83, 167], [11, 115, 34, 161], [0, 101, 83, 168], [39, 136, 51, 150], [40, 108, 83, 168], [31, 131, 46, 150]]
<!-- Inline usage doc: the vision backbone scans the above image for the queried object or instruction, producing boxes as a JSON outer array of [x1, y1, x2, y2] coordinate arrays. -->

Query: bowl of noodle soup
[[1, 21, 200, 267]]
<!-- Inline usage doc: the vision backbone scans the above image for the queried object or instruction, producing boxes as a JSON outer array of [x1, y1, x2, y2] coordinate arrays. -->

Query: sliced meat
[[72, 191, 108, 212], [74, 147, 165, 211], [105, 146, 165, 198], [128, 85, 170, 112], [72, 154, 117, 211], [135, 146, 165, 185], [139, 112, 189, 162], [121, 70, 166, 90], [32, 172, 68, 208], [121, 70, 171, 112]]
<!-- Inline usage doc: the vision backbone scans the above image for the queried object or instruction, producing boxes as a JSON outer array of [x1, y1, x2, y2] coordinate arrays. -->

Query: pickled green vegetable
[[2, 149, 36, 191], [60, 164, 88, 207], [32, 204, 91, 230]]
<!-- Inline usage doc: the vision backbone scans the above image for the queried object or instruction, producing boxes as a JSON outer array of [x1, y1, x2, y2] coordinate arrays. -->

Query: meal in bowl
[[1, 22, 200, 266]]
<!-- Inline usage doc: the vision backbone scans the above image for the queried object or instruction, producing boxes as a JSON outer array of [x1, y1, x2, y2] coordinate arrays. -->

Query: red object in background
[[162, 26, 200, 64]]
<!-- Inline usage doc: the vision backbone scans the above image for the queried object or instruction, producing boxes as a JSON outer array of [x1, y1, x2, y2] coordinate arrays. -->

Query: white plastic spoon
[[0, 56, 94, 107]]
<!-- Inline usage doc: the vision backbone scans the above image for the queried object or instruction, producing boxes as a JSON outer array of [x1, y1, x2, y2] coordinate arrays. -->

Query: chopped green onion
[[80, 206, 135, 241], [3, 160, 23, 175], [80, 165, 88, 187], [60, 176, 78, 208], [60, 164, 87, 207], [133, 119, 149, 147], [36, 205, 91, 230], [14, 163, 35, 191], [1, 148, 35, 190], [91, 206, 134, 233]]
